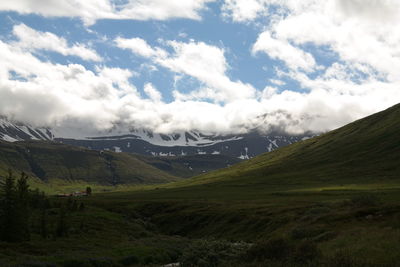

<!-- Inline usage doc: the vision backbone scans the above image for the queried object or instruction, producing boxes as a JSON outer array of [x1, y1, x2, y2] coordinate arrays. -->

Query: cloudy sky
[[1, 0, 400, 137]]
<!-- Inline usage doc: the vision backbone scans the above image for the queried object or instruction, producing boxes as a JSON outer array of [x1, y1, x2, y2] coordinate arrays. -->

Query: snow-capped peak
[[80, 129, 243, 147], [0, 117, 53, 142]]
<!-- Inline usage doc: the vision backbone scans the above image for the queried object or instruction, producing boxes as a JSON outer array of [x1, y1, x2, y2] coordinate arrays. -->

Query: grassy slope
[[0, 140, 242, 194], [153, 102, 400, 195], [0, 141, 178, 189], [138, 154, 242, 178], [72, 103, 400, 265]]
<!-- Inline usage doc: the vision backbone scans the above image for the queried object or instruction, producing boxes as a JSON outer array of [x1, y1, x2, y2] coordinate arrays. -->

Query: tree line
[[0, 170, 85, 242]]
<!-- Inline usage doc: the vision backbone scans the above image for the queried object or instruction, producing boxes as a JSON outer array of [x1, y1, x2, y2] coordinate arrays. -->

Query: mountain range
[[0, 116, 310, 159]]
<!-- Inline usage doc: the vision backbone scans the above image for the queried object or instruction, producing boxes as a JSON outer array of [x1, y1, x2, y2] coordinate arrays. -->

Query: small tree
[[0, 170, 18, 242], [30, 188, 41, 209], [79, 202, 85, 211], [71, 200, 78, 212], [86, 186, 92, 196], [66, 197, 73, 210], [39, 206, 48, 239], [0, 171, 32, 242], [56, 205, 68, 237], [16, 172, 31, 241]]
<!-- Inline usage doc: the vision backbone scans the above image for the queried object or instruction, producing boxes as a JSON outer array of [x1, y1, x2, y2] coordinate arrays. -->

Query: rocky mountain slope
[[58, 131, 307, 159], [0, 117, 310, 159], [0, 117, 53, 142]]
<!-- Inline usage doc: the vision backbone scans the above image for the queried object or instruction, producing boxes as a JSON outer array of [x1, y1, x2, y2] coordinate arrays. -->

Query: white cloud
[[12, 24, 101, 61], [0, 0, 215, 25], [253, 31, 317, 72], [2, 0, 400, 137], [270, 79, 285, 86], [116, 0, 214, 21], [143, 83, 162, 102], [114, 37, 167, 58], [116, 38, 256, 102], [1, 31, 400, 137], [0, 38, 136, 130], [226, 0, 400, 82], [220, 0, 400, 133], [222, 0, 266, 22]]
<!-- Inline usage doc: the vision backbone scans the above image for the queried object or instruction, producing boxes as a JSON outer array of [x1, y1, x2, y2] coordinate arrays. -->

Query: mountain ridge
[[0, 116, 311, 159], [0, 139, 243, 189]]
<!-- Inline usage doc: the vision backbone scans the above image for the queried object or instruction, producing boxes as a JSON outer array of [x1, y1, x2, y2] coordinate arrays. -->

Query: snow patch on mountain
[[0, 116, 314, 160], [79, 129, 244, 147], [0, 117, 53, 142]]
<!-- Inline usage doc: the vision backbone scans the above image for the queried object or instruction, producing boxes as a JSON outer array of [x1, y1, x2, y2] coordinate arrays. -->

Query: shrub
[[119, 255, 139, 266], [19, 262, 57, 267], [61, 258, 119, 267], [350, 194, 380, 207], [291, 226, 325, 240], [244, 238, 292, 262], [292, 240, 320, 264], [312, 231, 337, 242], [180, 239, 247, 267], [324, 250, 366, 267], [305, 206, 331, 216]]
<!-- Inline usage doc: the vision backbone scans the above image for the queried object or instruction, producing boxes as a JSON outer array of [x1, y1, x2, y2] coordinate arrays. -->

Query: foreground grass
[[5, 182, 399, 266], [1, 180, 400, 266]]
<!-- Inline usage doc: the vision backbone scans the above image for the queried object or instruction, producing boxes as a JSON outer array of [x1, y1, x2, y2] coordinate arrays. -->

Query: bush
[[244, 238, 292, 262], [350, 194, 380, 207], [61, 258, 119, 267], [180, 239, 247, 267], [305, 206, 331, 216], [19, 262, 57, 267], [312, 231, 337, 242], [291, 226, 325, 240], [119, 255, 139, 266], [292, 240, 320, 264], [324, 250, 366, 267]]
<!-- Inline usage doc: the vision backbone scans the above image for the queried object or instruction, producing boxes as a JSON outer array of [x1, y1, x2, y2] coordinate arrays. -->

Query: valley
[[0, 104, 399, 266]]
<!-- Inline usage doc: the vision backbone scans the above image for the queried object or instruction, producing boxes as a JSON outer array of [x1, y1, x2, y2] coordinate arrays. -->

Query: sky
[[1, 0, 400, 137]]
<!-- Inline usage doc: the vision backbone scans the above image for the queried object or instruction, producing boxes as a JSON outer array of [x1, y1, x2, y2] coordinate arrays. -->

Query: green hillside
[[0, 140, 242, 193], [160, 102, 400, 193], [138, 154, 242, 178], [0, 140, 178, 187]]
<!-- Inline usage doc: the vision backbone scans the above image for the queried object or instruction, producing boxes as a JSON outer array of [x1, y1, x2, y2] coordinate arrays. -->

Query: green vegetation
[[1, 104, 400, 266], [140, 154, 241, 178], [0, 140, 178, 187], [0, 141, 241, 194]]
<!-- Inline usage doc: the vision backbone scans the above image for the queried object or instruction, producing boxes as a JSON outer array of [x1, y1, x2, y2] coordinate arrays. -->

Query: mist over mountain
[[0, 116, 311, 159]]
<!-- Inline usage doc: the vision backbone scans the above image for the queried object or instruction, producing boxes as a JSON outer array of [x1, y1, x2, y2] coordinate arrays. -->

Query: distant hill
[[57, 130, 308, 159], [0, 140, 178, 185], [0, 140, 243, 187], [140, 154, 242, 178]]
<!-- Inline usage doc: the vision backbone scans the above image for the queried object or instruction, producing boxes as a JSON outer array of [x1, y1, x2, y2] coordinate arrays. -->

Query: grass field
[[2, 183, 398, 266]]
